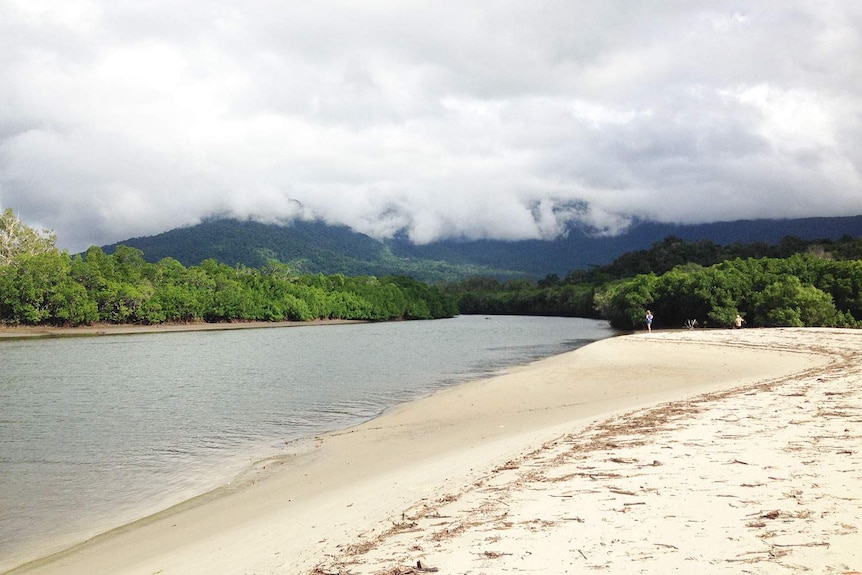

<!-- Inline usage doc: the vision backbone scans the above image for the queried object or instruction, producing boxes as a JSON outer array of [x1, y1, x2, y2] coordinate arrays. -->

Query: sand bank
[[6, 328, 860, 574], [0, 319, 363, 340]]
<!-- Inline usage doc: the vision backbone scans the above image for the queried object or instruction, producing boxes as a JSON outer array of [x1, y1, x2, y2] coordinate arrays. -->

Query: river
[[0, 315, 614, 570]]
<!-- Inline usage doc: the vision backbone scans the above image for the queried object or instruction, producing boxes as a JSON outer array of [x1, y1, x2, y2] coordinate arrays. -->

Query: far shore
[[0, 318, 367, 340], [4, 327, 860, 574]]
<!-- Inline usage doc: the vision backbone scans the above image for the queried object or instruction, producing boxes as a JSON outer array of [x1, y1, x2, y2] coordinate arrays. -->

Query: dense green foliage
[[446, 235, 862, 329], [451, 277, 599, 319], [1, 208, 58, 266], [561, 235, 862, 284], [0, 244, 458, 326], [594, 256, 862, 329]]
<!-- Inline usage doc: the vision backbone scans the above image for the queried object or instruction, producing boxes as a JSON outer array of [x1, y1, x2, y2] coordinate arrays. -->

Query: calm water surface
[[0, 315, 613, 569]]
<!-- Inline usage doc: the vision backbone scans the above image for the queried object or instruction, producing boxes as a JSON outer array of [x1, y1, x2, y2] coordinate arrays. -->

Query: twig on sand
[[378, 560, 440, 575], [474, 550, 512, 559]]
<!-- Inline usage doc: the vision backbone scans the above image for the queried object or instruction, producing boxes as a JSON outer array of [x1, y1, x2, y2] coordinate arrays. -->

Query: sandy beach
[[5, 327, 860, 574]]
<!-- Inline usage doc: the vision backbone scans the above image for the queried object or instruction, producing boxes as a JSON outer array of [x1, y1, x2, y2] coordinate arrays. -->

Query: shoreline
[[0, 319, 366, 340], [5, 328, 860, 574]]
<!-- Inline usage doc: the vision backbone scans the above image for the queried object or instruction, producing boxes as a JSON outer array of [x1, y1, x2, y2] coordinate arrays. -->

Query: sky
[[1, 1, 861, 253]]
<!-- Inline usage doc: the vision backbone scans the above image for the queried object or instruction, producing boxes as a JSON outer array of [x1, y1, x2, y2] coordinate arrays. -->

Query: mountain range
[[101, 215, 862, 282]]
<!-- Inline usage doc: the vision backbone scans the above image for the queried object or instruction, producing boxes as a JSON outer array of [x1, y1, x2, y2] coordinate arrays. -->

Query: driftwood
[[378, 561, 439, 575]]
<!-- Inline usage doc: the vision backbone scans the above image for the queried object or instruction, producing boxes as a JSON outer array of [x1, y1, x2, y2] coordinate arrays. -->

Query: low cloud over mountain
[[2, 2, 861, 252]]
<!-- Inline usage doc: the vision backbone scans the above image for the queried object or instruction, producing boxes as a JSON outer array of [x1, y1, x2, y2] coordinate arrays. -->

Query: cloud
[[1, 0, 861, 252]]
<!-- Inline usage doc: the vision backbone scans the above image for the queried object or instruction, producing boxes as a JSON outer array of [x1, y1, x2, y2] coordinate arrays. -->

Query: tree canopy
[[0, 208, 58, 266], [444, 234, 862, 329], [594, 255, 862, 330], [0, 243, 458, 326]]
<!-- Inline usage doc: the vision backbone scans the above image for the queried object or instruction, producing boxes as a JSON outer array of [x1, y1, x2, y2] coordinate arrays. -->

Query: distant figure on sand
[[645, 310, 653, 332], [734, 314, 745, 329]]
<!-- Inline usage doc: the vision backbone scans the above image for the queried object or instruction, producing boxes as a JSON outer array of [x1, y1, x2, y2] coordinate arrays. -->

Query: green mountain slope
[[101, 215, 862, 282], [102, 219, 523, 281]]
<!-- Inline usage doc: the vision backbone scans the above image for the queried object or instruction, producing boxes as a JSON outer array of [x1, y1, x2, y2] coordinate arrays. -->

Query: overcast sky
[[2, 1, 861, 252]]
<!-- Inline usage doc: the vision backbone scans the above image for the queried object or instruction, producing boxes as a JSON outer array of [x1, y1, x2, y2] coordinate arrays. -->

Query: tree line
[[0, 210, 457, 326], [594, 255, 862, 330], [444, 235, 862, 330], [0, 245, 457, 326], [3, 207, 861, 330]]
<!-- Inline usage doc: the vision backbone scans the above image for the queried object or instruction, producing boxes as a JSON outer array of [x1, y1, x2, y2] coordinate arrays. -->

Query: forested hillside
[[102, 215, 862, 281], [391, 216, 862, 277], [447, 235, 862, 330], [102, 219, 522, 282]]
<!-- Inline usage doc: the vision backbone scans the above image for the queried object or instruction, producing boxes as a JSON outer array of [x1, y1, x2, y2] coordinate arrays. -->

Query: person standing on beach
[[645, 310, 654, 332], [734, 314, 745, 329]]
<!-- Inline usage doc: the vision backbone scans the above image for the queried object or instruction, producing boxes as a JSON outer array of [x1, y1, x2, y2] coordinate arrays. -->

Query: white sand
[[6, 328, 860, 575]]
